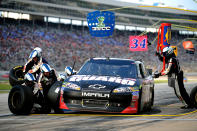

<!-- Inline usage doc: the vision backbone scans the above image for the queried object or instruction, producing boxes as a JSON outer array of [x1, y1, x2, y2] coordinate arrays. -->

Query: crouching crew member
[[38, 63, 58, 98]]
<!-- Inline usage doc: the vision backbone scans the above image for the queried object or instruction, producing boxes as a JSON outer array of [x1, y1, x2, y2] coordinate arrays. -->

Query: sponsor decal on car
[[132, 91, 139, 96], [88, 84, 106, 89], [55, 87, 60, 93], [69, 75, 136, 86], [82, 92, 110, 98]]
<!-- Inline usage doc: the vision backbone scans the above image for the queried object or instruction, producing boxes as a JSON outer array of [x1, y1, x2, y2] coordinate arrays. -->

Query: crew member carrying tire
[[9, 47, 47, 87], [23, 47, 48, 77], [154, 46, 194, 109]]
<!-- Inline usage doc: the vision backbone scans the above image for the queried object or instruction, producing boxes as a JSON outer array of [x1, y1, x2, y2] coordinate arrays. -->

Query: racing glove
[[153, 72, 161, 78], [155, 51, 160, 56]]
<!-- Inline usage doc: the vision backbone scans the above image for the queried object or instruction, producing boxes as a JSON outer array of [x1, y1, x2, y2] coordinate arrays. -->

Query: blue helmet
[[65, 66, 74, 76], [24, 73, 36, 81], [40, 63, 52, 73]]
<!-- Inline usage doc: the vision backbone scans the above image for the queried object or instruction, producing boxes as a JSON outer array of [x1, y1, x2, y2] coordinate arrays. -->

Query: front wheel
[[47, 81, 63, 113], [137, 88, 143, 114], [190, 86, 197, 108], [147, 88, 154, 111], [8, 85, 34, 115]]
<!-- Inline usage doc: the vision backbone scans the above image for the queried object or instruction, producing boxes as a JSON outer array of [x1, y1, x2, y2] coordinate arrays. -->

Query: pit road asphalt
[[0, 82, 197, 131]]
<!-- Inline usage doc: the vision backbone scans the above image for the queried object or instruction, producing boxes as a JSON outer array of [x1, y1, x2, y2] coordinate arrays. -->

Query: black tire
[[8, 85, 34, 115], [151, 89, 154, 107], [137, 88, 143, 114], [9, 65, 25, 86], [190, 86, 197, 108], [47, 81, 63, 113], [147, 88, 154, 111]]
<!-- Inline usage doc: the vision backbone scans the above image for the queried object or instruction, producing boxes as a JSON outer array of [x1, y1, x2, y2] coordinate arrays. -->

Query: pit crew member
[[23, 47, 48, 77], [154, 46, 194, 109]]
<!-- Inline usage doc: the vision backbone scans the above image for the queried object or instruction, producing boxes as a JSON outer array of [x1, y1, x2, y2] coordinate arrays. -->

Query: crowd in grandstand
[[0, 18, 196, 72]]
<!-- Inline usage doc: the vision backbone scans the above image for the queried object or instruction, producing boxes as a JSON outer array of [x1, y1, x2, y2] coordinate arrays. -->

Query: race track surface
[[0, 83, 197, 131]]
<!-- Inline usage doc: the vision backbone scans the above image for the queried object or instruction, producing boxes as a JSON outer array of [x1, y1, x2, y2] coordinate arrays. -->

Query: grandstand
[[0, 0, 197, 72]]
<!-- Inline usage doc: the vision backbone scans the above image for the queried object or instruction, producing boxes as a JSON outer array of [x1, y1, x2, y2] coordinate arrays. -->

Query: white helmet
[[163, 46, 174, 57], [29, 47, 42, 59], [34, 47, 42, 56], [40, 63, 52, 73], [24, 73, 36, 81]]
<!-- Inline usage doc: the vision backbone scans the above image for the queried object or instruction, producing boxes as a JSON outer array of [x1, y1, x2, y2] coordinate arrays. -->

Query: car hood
[[65, 75, 138, 91]]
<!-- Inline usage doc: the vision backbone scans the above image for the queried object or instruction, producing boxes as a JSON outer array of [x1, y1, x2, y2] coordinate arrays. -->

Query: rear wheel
[[9, 65, 25, 86], [190, 86, 197, 108], [137, 88, 143, 114], [8, 85, 34, 115]]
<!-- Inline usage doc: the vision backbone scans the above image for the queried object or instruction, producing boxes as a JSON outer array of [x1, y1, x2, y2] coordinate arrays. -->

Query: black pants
[[177, 71, 193, 106]]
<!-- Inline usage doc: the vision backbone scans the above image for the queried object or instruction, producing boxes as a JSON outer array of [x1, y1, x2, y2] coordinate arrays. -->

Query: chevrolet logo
[[88, 84, 106, 89]]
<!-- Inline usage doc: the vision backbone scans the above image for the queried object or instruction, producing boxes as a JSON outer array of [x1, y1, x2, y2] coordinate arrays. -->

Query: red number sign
[[129, 35, 148, 51]]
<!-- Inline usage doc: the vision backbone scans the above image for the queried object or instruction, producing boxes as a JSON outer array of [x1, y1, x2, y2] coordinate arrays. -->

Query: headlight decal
[[62, 82, 81, 91], [113, 86, 139, 93]]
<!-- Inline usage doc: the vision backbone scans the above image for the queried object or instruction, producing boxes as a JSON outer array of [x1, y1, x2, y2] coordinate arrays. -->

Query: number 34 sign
[[129, 36, 148, 51]]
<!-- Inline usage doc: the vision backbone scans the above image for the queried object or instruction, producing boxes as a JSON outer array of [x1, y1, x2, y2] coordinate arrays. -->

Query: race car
[[50, 58, 154, 114]]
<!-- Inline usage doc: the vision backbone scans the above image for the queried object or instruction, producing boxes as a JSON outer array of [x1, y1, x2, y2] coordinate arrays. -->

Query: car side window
[[141, 64, 148, 77], [139, 63, 145, 78]]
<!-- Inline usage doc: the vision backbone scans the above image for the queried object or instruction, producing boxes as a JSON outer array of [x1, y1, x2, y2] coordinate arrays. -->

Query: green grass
[[0, 83, 11, 90], [154, 79, 197, 83], [0, 82, 11, 93], [0, 90, 9, 93]]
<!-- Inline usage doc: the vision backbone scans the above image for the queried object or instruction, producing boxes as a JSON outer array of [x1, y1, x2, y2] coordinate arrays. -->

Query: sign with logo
[[129, 35, 148, 51], [87, 11, 115, 37], [163, 25, 171, 46]]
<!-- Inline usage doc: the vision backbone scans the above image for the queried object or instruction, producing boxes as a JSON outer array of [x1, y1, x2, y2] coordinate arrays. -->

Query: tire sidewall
[[137, 87, 143, 114], [47, 81, 63, 113], [8, 85, 33, 115], [190, 86, 197, 108], [9, 65, 25, 86]]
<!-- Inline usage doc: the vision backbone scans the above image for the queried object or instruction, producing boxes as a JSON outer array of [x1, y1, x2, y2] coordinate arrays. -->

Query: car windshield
[[77, 59, 137, 78]]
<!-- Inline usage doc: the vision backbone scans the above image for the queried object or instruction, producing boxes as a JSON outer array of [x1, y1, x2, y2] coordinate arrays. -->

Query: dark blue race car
[[49, 58, 154, 114]]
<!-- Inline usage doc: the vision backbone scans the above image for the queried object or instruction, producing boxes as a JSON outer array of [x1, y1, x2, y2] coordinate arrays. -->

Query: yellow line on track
[[31, 109, 197, 117]]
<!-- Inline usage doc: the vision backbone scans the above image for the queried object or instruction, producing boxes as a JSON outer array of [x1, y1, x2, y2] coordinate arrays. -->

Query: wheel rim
[[11, 92, 22, 108], [14, 68, 24, 79]]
